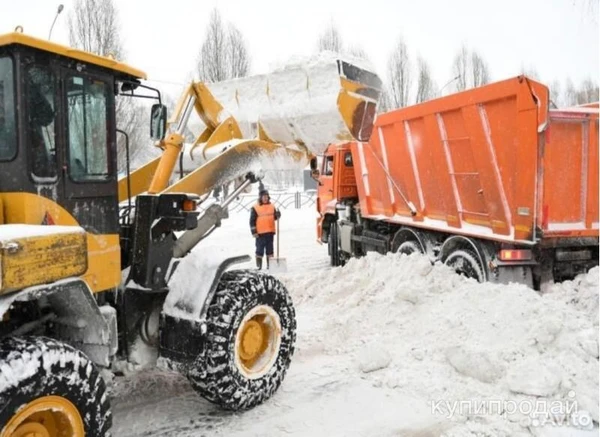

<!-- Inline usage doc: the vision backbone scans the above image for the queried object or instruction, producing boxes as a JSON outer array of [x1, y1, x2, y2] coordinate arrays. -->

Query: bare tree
[[563, 78, 578, 106], [387, 36, 412, 108], [346, 45, 370, 61], [451, 45, 491, 92], [68, 0, 146, 172], [471, 51, 490, 87], [415, 56, 436, 104], [197, 9, 251, 82], [317, 23, 343, 53], [549, 80, 562, 108], [575, 78, 599, 104], [377, 88, 393, 113], [68, 0, 122, 58], [452, 45, 469, 92], [197, 9, 228, 82], [227, 27, 250, 79]]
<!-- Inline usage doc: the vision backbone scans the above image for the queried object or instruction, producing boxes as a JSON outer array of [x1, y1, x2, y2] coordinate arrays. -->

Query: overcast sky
[[2, 0, 598, 99]]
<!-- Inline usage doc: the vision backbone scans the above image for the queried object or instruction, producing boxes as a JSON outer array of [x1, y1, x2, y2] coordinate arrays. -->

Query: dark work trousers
[[255, 233, 275, 257]]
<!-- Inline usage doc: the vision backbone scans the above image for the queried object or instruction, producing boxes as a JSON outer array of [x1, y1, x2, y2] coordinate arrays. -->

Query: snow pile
[[282, 254, 599, 435], [545, 270, 599, 322]]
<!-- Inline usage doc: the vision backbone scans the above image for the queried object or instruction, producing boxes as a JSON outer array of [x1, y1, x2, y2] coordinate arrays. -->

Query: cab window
[[26, 65, 57, 178], [0, 57, 16, 161], [344, 152, 353, 167], [67, 75, 110, 182], [323, 155, 334, 176]]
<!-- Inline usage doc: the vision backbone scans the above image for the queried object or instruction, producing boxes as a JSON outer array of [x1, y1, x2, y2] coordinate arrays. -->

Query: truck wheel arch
[[391, 228, 427, 256]]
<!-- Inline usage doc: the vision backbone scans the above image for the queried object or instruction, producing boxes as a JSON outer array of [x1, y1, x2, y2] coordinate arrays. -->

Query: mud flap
[[158, 254, 250, 370]]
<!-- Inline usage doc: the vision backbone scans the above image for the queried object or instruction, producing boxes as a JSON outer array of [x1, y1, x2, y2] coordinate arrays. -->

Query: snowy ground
[[110, 199, 599, 437]]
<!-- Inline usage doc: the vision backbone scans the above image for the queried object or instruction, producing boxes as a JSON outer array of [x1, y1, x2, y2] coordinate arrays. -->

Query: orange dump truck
[[317, 76, 599, 290]]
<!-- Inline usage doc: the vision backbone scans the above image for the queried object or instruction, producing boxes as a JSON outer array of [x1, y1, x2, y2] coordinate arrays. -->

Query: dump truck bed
[[352, 76, 599, 245]]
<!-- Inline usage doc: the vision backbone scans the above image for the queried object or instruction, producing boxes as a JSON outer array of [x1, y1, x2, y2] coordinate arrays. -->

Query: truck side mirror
[[309, 156, 322, 185], [150, 103, 167, 140]]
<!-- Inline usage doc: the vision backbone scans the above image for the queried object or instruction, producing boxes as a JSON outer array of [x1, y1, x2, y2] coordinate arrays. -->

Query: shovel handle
[[276, 218, 280, 258]]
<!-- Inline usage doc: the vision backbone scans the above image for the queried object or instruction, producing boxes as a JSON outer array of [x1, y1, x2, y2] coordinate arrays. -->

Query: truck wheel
[[329, 222, 343, 267], [187, 270, 296, 411], [396, 240, 422, 256], [0, 337, 111, 437], [444, 249, 485, 282]]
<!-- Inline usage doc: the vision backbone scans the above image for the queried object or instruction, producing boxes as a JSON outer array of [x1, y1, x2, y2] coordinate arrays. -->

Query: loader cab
[[0, 32, 146, 236]]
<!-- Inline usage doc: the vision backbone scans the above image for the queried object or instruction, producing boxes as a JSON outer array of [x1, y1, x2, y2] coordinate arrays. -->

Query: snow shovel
[[269, 218, 287, 273]]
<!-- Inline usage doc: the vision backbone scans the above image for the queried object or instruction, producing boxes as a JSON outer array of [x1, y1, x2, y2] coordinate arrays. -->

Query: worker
[[250, 188, 281, 270]]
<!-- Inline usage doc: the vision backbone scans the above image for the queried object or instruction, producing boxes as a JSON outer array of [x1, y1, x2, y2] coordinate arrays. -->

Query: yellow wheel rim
[[235, 305, 282, 379], [2, 395, 84, 437]]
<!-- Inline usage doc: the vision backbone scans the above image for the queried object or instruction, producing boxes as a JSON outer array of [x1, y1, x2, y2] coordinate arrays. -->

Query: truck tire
[[0, 336, 111, 437], [187, 270, 296, 411], [329, 222, 343, 267], [396, 240, 422, 256], [444, 249, 485, 282]]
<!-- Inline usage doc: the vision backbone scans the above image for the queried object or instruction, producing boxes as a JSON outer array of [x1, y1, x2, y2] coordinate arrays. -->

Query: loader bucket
[[205, 55, 383, 156]]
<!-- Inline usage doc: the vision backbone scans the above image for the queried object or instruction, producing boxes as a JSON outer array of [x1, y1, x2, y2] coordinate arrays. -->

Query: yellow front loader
[[0, 30, 381, 436]]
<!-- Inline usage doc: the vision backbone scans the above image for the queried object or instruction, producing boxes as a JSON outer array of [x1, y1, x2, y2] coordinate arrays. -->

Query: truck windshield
[[0, 57, 16, 161]]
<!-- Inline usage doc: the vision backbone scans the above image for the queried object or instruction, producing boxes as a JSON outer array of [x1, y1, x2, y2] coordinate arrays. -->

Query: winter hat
[[258, 182, 270, 203]]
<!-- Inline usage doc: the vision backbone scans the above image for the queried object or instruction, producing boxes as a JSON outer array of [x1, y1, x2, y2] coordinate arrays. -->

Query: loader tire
[[0, 336, 111, 437], [329, 222, 343, 267], [187, 270, 296, 411]]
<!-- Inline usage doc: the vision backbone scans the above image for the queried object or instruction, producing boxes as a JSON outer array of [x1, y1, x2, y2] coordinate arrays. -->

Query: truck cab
[[316, 143, 357, 251]]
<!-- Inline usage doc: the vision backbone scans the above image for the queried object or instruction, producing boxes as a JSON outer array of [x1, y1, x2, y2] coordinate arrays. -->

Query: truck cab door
[[335, 149, 358, 200], [317, 154, 335, 215]]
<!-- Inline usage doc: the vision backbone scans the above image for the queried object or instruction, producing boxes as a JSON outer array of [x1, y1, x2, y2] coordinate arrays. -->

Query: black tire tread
[[0, 336, 111, 437], [187, 270, 297, 411], [329, 223, 343, 267], [397, 240, 422, 255], [444, 248, 485, 282]]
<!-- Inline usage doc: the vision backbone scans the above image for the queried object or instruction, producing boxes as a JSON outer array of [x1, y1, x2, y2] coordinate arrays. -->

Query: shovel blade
[[268, 257, 288, 274]]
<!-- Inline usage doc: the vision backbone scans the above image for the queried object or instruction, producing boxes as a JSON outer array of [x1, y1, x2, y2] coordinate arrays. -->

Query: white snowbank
[[282, 254, 599, 435]]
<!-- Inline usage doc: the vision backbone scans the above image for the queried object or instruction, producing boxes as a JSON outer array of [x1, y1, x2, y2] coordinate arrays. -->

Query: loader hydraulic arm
[[123, 57, 383, 201], [124, 56, 383, 290]]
